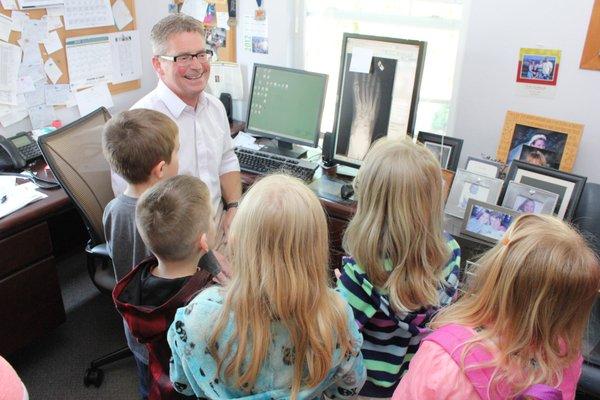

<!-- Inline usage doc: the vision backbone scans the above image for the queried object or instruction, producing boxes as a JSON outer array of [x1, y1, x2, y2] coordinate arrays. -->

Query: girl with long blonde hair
[[394, 214, 600, 399], [336, 136, 461, 398], [167, 174, 366, 399]]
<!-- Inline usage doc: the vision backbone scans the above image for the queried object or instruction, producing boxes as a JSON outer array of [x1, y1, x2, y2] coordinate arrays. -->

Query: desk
[[0, 163, 88, 355]]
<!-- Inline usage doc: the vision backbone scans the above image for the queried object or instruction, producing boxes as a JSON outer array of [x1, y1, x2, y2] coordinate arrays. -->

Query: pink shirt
[[393, 340, 581, 400]]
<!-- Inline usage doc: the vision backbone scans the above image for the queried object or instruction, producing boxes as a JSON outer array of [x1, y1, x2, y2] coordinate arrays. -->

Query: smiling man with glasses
[[113, 13, 241, 247]]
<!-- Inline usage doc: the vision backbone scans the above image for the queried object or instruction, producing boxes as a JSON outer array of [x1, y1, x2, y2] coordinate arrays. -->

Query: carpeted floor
[[7, 251, 139, 400]]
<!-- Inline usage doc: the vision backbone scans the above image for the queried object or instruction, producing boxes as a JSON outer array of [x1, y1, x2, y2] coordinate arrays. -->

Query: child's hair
[[136, 175, 212, 262], [209, 174, 354, 399], [433, 214, 600, 396], [343, 136, 449, 312], [102, 109, 178, 184]]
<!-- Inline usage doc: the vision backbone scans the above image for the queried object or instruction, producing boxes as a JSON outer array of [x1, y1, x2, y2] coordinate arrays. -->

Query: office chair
[[38, 107, 132, 388], [572, 182, 600, 398]]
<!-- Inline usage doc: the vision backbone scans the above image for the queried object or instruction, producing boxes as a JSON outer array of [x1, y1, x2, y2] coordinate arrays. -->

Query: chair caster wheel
[[84, 367, 104, 387]]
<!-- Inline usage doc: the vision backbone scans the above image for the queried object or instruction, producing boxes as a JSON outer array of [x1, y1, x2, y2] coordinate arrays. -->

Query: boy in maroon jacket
[[113, 175, 215, 400]]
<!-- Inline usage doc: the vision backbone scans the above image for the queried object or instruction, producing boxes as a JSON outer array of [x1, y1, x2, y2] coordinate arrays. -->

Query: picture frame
[[445, 169, 504, 219], [461, 199, 519, 244], [465, 156, 502, 178], [501, 181, 559, 215], [417, 131, 463, 171], [441, 169, 455, 205], [496, 111, 584, 172], [516, 48, 561, 86], [502, 160, 587, 221], [332, 33, 426, 168], [580, 0, 600, 71]]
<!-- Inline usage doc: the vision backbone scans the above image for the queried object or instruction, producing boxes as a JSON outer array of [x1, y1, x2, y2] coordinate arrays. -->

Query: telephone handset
[[0, 132, 42, 171]]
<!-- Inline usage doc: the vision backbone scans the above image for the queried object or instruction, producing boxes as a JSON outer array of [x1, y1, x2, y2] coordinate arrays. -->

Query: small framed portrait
[[461, 200, 519, 244], [516, 48, 561, 85], [464, 156, 502, 178], [496, 111, 583, 172], [501, 181, 559, 215], [502, 160, 587, 220], [417, 131, 463, 171], [441, 169, 455, 204], [445, 169, 504, 219]]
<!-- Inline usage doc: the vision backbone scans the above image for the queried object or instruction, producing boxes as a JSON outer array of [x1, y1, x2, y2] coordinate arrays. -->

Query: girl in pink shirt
[[394, 214, 600, 400]]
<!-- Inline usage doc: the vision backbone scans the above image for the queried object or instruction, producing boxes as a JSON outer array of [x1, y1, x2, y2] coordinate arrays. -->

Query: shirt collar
[[156, 80, 208, 118]]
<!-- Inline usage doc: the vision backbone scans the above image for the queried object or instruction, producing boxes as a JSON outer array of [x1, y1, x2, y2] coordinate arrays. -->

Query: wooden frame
[[581, 0, 600, 71], [502, 160, 587, 221], [417, 131, 463, 171], [332, 33, 426, 168], [461, 199, 519, 244], [496, 111, 584, 172], [441, 169, 455, 205]]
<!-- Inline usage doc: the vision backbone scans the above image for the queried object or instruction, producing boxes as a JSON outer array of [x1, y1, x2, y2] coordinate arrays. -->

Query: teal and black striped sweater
[[336, 233, 461, 397]]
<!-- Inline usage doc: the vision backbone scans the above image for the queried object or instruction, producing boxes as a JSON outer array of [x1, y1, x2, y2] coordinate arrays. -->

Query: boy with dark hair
[[113, 175, 215, 400]]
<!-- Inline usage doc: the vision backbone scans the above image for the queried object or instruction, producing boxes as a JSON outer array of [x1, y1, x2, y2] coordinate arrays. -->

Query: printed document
[[63, 0, 113, 30]]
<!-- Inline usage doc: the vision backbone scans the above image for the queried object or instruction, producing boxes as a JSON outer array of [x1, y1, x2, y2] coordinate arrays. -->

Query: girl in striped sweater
[[337, 137, 461, 398]]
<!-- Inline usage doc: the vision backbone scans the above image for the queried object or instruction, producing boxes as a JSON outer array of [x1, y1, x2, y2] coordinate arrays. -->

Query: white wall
[[450, 0, 600, 183], [0, 0, 170, 137], [232, 0, 297, 120]]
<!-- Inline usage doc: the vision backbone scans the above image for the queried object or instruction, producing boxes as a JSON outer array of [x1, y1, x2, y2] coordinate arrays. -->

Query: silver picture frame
[[501, 181, 559, 215], [464, 156, 502, 178], [444, 169, 504, 218], [460, 199, 520, 244]]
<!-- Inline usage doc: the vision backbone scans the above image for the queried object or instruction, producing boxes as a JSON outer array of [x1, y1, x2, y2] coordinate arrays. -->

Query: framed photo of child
[[496, 111, 584, 172], [444, 169, 504, 219]]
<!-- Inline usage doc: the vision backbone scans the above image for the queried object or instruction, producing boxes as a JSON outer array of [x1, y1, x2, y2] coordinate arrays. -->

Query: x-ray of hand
[[347, 73, 381, 160]]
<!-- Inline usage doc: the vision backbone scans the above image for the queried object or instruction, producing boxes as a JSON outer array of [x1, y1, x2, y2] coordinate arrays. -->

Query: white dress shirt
[[112, 80, 240, 214]]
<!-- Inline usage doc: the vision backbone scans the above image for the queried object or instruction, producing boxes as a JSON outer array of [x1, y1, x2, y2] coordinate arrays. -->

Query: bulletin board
[[0, 0, 140, 95], [175, 0, 236, 62]]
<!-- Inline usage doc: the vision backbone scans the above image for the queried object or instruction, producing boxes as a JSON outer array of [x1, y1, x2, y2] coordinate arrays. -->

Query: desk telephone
[[0, 132, 43, 171]]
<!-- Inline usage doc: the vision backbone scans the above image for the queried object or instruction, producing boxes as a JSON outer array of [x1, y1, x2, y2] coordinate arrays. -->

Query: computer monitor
[[246, 64, 328, 158]]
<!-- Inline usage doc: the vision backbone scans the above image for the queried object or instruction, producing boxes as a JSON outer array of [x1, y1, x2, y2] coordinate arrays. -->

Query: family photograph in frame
[[502, 160, 587, 220], [464, 156, 502, 178], [417, 131, 464, 171], [332, 33, 426, 167], [461, 199, 519, 244], [516, 48, 561, 85], [501, 181, 559, 215], [496, 111, 583, 172], [444, 169, 504, 219]]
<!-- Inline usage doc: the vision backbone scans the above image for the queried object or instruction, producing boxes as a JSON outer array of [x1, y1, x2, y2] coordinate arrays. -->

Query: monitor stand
[[261, 140, 307, 159]]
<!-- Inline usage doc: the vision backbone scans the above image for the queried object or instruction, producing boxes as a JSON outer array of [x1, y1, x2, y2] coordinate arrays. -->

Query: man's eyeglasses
[[158, 50, 214, 65]]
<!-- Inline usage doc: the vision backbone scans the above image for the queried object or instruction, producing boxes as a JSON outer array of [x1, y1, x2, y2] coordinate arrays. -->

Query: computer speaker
[[322, 131, 337, 167], [219, 92, 233, 122]]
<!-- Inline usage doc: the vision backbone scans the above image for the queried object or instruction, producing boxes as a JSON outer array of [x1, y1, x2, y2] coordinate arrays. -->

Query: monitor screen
[[246, 64, 327, 149]]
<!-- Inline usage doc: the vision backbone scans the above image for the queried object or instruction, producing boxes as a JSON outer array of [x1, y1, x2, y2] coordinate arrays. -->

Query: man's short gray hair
[[150, 13, 205, 55]]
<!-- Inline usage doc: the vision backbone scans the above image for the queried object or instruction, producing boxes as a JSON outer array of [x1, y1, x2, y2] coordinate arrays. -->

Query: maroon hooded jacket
[[113, 257, 213, 400]]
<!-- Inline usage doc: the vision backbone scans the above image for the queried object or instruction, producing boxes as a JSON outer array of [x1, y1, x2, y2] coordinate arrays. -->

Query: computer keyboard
[[235, 147, 318, 182]]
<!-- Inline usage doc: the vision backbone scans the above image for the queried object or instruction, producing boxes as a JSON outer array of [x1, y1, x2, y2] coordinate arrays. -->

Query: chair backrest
[[38, 108, 113, 246], [572, 182, 600, 368]]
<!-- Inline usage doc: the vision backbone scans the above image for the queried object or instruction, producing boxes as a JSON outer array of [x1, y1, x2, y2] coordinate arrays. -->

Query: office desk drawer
[[0, 256, 65, 355], [0, 222, 53, 279]]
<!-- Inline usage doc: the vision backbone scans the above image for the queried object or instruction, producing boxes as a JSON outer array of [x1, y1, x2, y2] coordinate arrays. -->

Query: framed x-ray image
[[331, 33, 426, 168]]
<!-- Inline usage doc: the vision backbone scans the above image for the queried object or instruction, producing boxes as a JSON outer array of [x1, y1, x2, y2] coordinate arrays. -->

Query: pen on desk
[[1, 195, 6, 204]]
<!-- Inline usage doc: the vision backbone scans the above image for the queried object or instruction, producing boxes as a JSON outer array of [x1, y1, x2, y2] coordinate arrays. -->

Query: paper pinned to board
[[44, 57, 62, 83], [208, 62, 243, 100], [180, 0, 208, 22], [74, 83, 113, 116], [45, 83, 74, 105], [28, 103, 55, 129], [43, 30, 62, 54], [42, 14, 63, 31], [349, 47, 373, 73], [0, 41, 21, 105], [216, 11, 229, 30], [0, 0, 18, 9], [109, 30, 141, 84], [0, 14, 12, 42], [17, 75, 35, 93], [11, 11, 29, 32], [0, 102, 27, 126], [63, 0, 114, 30], [112, 0, 132, 30]]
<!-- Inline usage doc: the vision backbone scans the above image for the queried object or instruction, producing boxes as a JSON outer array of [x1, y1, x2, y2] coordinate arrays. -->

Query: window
[[301, 0, 464, 135]]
